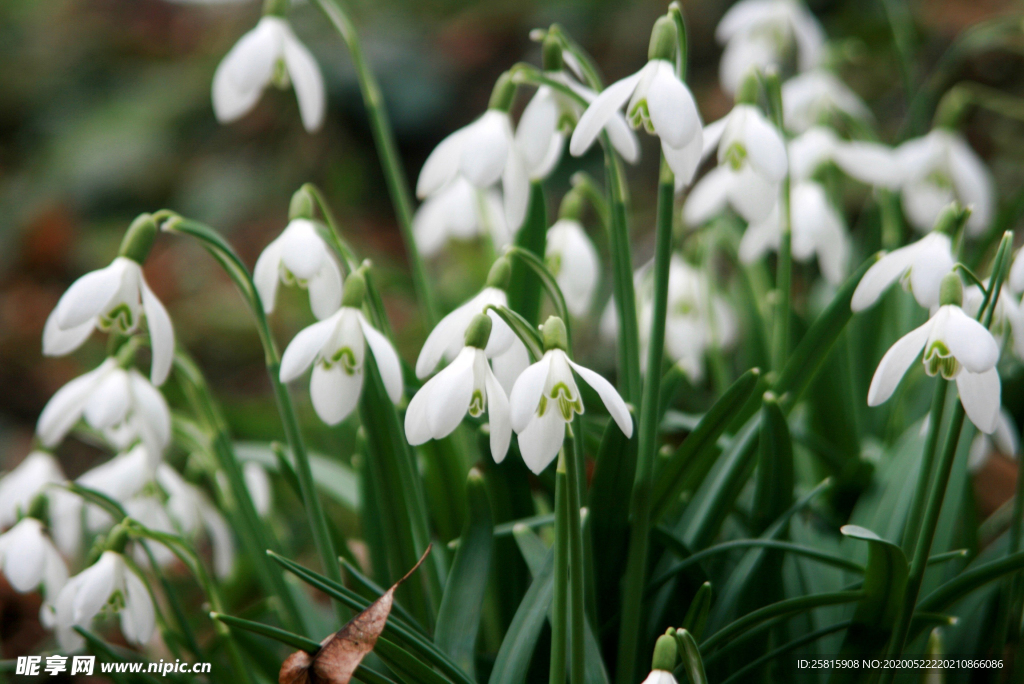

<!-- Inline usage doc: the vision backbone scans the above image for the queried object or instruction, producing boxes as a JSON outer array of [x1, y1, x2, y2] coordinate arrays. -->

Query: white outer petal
[[211, 17, 281, 123], [279, 313, 340, 382], [867, 321, 931, 406], [682, 166, 732, 226], [850, 248, 915, 312], [281, 24, 326, 132], [460, 111, 511, 188], [309, 364, 363, 425], [253, 236, 284, 314], [568, 360, 633, 437], [54, 260, 126, 330], [956, 367, 1000, 434], [646, 61, 701, 149], [569, 70, 644, 157], [943, 307, 999, 373], [517, 409, 565, 474], [140, 277, 174, 386], [484, 362, 511, 463], [120, 564, 155, 645], [509, 354, 553, 433], [359, 313, 404, 403], [417, 128, 466, 198], [37, 359, 116, 447]]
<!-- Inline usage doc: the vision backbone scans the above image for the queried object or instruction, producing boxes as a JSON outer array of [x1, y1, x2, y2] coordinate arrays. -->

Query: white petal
[[682, 166, 732, 226], [412, 195, 451, 257], [517, 409, 565, 474], [484, 364, 511, 462], [2, 519, 47, 592], [358, 313, 403, 403], [253, 237, 284, 314], [833, 141, 903, 189], [72, 552, 117, 625], [37, 360, 115, 447], [850, 248, 916, 312], [54, 261, 125, 330], [280, 220, 327, 281], [244, 462, 273, 516], [309, 364, 363, 425], [416, 295, 478, 378], [1010, 250, 1024, 294], [739, 210, 780, 264], [491, 336, 530, 396], [281, 25, 326, 132], [404, 382, 434, 446], [605, 110, 641, 164], [739, 107, 788, 181], [663, 134, 704, 189], [568, 360, 633, 437], [129, 370, 171, 450], [902, 181, 954, 234], [949, 137, 994, 235], [727, 166, 778, 223], [43, 314, 96, 357], [503, 150, 530, 230], [141, 278, 174, 386], [569, 70, 644, 157], [279, 314, 339, 382], [461, 111, 510, 188], [417, 128, 466, 199], [426, 347, 476, 438], [943, 307, 1000, 373], [307, 257, 343, 320], [516, 88, 559, 175], [211, 17, 280, 124], [700, 116, 728, 161], [867, 321, 931, 406], [120, 566, 155, 645], [509, 354, 553, 433], [957, 367, 1001, 434], [646, 62, 701, 150], [908, 239, 955, 310]]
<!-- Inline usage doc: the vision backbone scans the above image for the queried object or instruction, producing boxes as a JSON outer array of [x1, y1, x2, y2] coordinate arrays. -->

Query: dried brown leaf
[[278, 545, 432, 684]]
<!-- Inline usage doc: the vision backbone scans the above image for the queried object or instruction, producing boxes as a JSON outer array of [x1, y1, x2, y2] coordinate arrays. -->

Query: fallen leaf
[[279, 545, 432, 684]]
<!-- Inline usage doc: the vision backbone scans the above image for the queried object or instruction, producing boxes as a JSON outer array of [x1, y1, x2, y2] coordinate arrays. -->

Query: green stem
[[550, 451, 570, 684], [902, 379, 948, 555], [604, 146, 641, 407], [507, 182, 548, 325], [616, 163, 674, 684], [310, 0, 438, 326], [763, 71, 791, 373], [565, 429, 586, 684]]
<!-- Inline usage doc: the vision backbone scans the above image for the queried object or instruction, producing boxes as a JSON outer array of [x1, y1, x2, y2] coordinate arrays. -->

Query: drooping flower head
[[781, 69, 871, 134], [412, 178, 512, 257], [509, 317, 632, 473], [279, 269, 403, 425], [254, 217, 342, 320], [570, 16, 703, 183], [43, 215, 174, 386], [406, 314, 511, 462], [867, 273, 1001, 433], [545, 191, 600, 317], [0, 517, 68, 628], [0, 452, 82, 558], [212, 9, 326, 132]]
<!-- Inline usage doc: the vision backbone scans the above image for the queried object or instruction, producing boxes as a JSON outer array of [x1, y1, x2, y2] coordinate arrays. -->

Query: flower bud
[[118, 213, 158, 264], [558, 188, 584, 221], [542, 34, 564, 72], [648, 15, 677, 63], [341, 270, 367, 308], [289, 186, 315, 221], [939, 273, 963, 307], [485, 256, 513, 290], [932, 202, 971, 237], [542, 315, 568, 351], [651, 630, 678, 671], [489, 71, 517, 113], [464, 313, 493, 349]]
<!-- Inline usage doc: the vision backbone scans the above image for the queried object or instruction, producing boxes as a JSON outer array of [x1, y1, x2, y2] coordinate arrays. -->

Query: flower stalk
[[763, 69, 792, 373]]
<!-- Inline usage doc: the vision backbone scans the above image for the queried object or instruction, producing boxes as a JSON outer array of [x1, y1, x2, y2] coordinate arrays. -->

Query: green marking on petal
[[327, 347, 359, 375], [272, 59, 290, 89], [724, 142, 747, 171], [100, 304, 135, 334], [924, 340, 959, 379], [469, 389, 486, 417]]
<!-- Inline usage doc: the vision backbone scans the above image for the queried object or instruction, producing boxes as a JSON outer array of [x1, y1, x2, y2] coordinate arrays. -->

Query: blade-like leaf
[[506, 182, 548, 325], [681, 582, 713, 641], [751, 392, 794, 534], [489, 547, 556, 684], [487, 304, 544, 361], [675, 629, 708, 684]]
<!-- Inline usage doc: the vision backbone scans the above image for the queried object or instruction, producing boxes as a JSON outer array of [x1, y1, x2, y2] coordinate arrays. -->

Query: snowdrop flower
[[510, 317, 632, 473], [716, 0, 825, 94], [740, 181, 850, 285], [546, 218, 600, 317], [406, 315, 511, 462], [781, 70, 871, 133], [417, 73, 529, 230], [412, 178, 511, 257], [0, 451, 81, 557], [868, 274, 1000, 433], [896, 128, 993, 236], [964, 282, 1024, 360], [55, 549, 155, 652], [968, 408, 1017, 472], [78, 445, 155, 532], [37, 358, 171, 463], [1010, 249, 1024, 294], [244, 462, 273, 517], [43, 216, 173, 386], [0, 518, 68, 600], [788, 126, 901, 188], [254, 218, 342, 320], [212, 14, 325, 132], [280, 270, 403, 425], [570, 16, 703, 184], [415, 258, 528, 393], [851, 205, 962, 312], [684, 96, 788, 225]]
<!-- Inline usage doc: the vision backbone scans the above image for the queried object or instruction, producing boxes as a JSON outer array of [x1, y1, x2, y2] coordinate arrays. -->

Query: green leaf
[[506, 182, 548, 325], [829, 525, 909, 682], [234, 441, 361, 512], [681, 582, 713, 641], [505, 244, 570, 329], [435, 469, 493, 678], [675, 629, 708, 684], [513, 525, 550, 575], [487, 304, 544, 361], [651, 368, 762, 521], [210, 612, 320, 653], [751, 392, 794, 534], [340, 558, 426, 636], [375, 636, 453, 684], [489, 547, 556, 684], [917, 550, 1024, 619]]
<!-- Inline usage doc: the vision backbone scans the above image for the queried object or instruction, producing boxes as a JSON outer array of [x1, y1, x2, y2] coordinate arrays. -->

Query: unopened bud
[[559, 189, 584, 221], [651, 631, 678, 671], [464, 314, 493, 349], [118, 213, 158, 264]]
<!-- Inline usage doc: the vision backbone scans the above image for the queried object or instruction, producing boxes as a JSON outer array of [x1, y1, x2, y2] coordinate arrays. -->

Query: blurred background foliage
[[2, 0, 1024, 659]]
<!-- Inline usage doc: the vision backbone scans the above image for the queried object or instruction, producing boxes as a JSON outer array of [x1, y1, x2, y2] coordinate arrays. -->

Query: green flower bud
[[651, 631, 678, 671], [489, 72, 517, 112], [118, 214, 158, 264], [939, 272, 963, 307], [932, 202, 971, 237], [559, 188, 584, 221], [464, 313, 493, 349], [648, 15, 677, 63], [542, 34, 564, 72], [289, 187, 315, 221], [341, 270, 367, 308], [541, 315, 568, 351], [485, 256, 513, 290]]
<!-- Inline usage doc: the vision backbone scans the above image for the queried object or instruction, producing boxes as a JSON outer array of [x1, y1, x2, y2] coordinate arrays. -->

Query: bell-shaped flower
[[412, 178, 511, 257], [417, 75, 529, 230], [0, 518, 68, 602], [212, 15, 325, 132], [254, 218, 342, 320], [546, 219, 600, 317], [37, 359, 171, 463], [716, 0, 825, 94], [867, 275, 1000, 433], [406, 315, 511, 462], [781, 70, 871, 133], [851, 227, 956, 312], [896, 128, 993, 236], [684, 102, 788, 225], [0, 451, 81, 558], [279, 272, 403, 425], [740, 181, 850, 285], [968, 408, 1017, 472], [77, 445, 155, 532], [54, 550, 155, 652], [964, 282, 1024, 360], [788, 126, 901, 188], [43, 257, 174, 386], [570, 17, 703, 184], [510, 318, 632, 473]]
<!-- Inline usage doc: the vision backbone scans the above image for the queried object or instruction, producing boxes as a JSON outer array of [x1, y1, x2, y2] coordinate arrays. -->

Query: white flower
[[851, 231, 955, 312], [54, 551, 155, 652], [509, 347, 632, 474], [781, 70, 871, 133], [868, 303, 1000, 433], [406, 346, 511, 462], [684, 104, 788, 225], [1010, 249, 1024, 294], [788, 126, 901, 188], [964, 283, 1024, 360], [740, 181, 850, 285], [969, 408, 1017, 472], [516, 76, 639, 178], [569, 59, 703, 183], [254, 219, 342, 320], [896, 129, 994, 235], [417, 109, 529, 231], [412, 178, 511, 257], [716, 0, 825, 94], [280, 305, 403, 425], [0, 518, 68, 601], [78, 445, 155, 532], [212, 16, 326, 132], [37, 359, 171, 462], [0, 451, 81, 558], [43, 257, 174, 386], [244, 462, 273, 517], [545, 219, 600, 317], [641, 670, 679, 684]]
